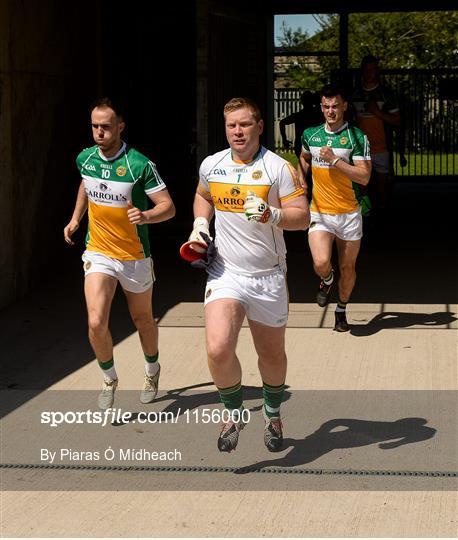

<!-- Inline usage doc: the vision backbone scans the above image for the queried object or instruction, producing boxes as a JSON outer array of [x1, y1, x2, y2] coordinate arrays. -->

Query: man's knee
[[207, 338, 235, 365], [88, 314, 109, 336], [314, 258, 332, 276], [339, 262, 356, 279], [131, 311, 154, 333]]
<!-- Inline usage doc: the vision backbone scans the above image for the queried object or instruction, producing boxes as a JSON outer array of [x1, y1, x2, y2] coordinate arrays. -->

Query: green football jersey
[[301, 122, 370, 214], [76, 142, 165, 259]]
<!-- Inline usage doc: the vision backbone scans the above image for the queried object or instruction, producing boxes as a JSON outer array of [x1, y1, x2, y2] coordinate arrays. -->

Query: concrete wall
[[0, 0, 96, 309], [0, 0, 270, 310]]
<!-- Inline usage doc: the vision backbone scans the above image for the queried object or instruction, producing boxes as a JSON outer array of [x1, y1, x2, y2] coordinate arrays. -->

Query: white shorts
[[308, 210, 362, 241], [82, 251, 155, 293], [371, 151, 390, 174], [204, 269, 288, 327]]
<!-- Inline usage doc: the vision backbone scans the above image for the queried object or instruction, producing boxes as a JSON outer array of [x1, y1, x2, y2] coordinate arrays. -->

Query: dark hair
[[90, 97, 125, 120], [361, 54, 379, 68], [320, 84, 348, 102]]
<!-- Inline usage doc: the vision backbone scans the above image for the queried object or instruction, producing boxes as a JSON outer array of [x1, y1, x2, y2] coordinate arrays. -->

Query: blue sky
[[274, 14, 323, 45]]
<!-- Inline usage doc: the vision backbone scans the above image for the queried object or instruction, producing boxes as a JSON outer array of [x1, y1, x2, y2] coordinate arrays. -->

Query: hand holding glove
[[188, 217, 212, 252], [180, 217, 217, 269], [243, 191, 282, 225], [190, 232, 217, 269]]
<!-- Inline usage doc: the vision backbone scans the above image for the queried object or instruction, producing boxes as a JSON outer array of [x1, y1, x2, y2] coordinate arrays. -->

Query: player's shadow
[[350, 311, 457, 336], [234, 417, 436, 474], [112, 383, 292, 425]]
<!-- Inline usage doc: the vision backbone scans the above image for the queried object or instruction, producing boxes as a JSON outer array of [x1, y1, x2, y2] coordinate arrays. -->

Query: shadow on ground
[[0, 181, 456, 406], [234, 417, 437, 474]]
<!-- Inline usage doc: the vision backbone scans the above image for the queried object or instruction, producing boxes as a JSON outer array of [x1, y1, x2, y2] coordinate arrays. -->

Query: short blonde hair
[[223, 97, 262, 122]]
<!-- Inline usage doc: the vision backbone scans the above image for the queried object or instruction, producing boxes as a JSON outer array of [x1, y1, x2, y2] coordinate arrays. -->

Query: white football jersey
[[198, 146, 304, 276]]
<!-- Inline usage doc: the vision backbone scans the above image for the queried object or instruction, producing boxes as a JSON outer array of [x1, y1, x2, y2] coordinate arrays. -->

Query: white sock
[[323, 270, 334, 285], [102, 367, 118, 382], [145, 362, 160, 377]]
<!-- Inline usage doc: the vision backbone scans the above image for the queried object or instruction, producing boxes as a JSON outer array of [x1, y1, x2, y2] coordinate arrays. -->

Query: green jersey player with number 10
[[298, 84, 371, 332], [64, 98, 175, 409]]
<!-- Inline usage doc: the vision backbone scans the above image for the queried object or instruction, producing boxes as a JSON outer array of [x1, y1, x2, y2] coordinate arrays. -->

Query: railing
[[274, 69, 458, 177]]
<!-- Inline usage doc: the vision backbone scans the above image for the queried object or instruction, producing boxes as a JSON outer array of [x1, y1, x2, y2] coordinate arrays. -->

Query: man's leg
[[205, 298, 246, 452], [124, 286, 160, 404], [308, 230, 335, 306], [84, 273, 118, 408], [249, 320, 286, 451], [334, 237, 361, 332]]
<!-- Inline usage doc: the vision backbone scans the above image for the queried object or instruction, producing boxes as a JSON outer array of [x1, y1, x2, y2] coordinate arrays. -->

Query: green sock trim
[[217, 382, 243, 410], [337, 299, 348, 310], [98, 358, 114, 370], [263, 381, 285, 418], [144, 352, 159, 363]]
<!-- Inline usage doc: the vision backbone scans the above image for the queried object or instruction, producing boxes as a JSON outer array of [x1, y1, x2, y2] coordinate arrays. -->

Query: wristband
[[331, 157, 342, 166]]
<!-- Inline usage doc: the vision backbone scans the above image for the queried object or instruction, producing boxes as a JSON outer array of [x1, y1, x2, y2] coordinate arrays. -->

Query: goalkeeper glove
[[190, 232, 218, 269], [188, 217, 212, 252], [244, 191, 282, 225]]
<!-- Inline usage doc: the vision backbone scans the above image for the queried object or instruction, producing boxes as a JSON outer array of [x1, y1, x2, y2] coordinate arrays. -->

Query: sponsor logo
[[211, 168, 226, 176], [206, 289, 212, 299], [313, 156, 329, 166], [340, 137, 348, 145], [252, 170, 263, 180], [230, 187, 241, 196], [212, 195, 244, 207], [100, 163, 112, 169], [311, 137, 321, 142], [99, 182, 110, 191], [116, 166, 127, 177], [85, 164, 96, 171], [309, 221, 316, 228], [87, 190, 127, 203], [233, 168, 247, 173], [84, 261, 92, 271]]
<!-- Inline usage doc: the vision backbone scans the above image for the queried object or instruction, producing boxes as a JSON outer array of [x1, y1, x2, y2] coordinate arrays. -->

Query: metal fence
[[274, 69, 458, 177]]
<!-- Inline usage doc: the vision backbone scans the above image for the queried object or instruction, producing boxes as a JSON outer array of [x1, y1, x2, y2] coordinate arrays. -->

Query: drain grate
[[1, 462, 456, 478]]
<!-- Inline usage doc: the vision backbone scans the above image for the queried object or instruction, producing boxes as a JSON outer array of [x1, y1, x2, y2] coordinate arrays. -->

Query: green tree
[[278, 11, 457, 88]]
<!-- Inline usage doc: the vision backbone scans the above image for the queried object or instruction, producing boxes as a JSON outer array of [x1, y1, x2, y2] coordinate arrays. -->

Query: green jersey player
[[64, 98, 175, 409], [298, 84, 371, 332]]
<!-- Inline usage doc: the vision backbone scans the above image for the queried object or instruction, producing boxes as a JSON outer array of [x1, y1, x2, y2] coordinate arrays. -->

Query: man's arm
[[193, 185, 215, 223], [319, 146, 371, 186], [278, 194, 310, 231], [297, 149, 311, 190], [64, 180, 88, 245], [366, 100, 400, 128], [127, 188, 175, 225]]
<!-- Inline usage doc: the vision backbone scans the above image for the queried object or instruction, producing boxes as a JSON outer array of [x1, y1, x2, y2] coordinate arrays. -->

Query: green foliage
[[278, 11, 457, 88], [276, 151, 298, 168]]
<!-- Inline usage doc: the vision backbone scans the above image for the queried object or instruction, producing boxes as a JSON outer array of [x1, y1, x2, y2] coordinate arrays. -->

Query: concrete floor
[[1, 183, 457, 537]]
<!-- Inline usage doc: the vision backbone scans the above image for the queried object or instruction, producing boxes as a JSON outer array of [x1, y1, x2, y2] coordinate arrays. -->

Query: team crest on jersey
[[84, 261, 92, 271], [340, 137, 348, 145], [116, 166, 127, 177], [252, 170, 263, 180]]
